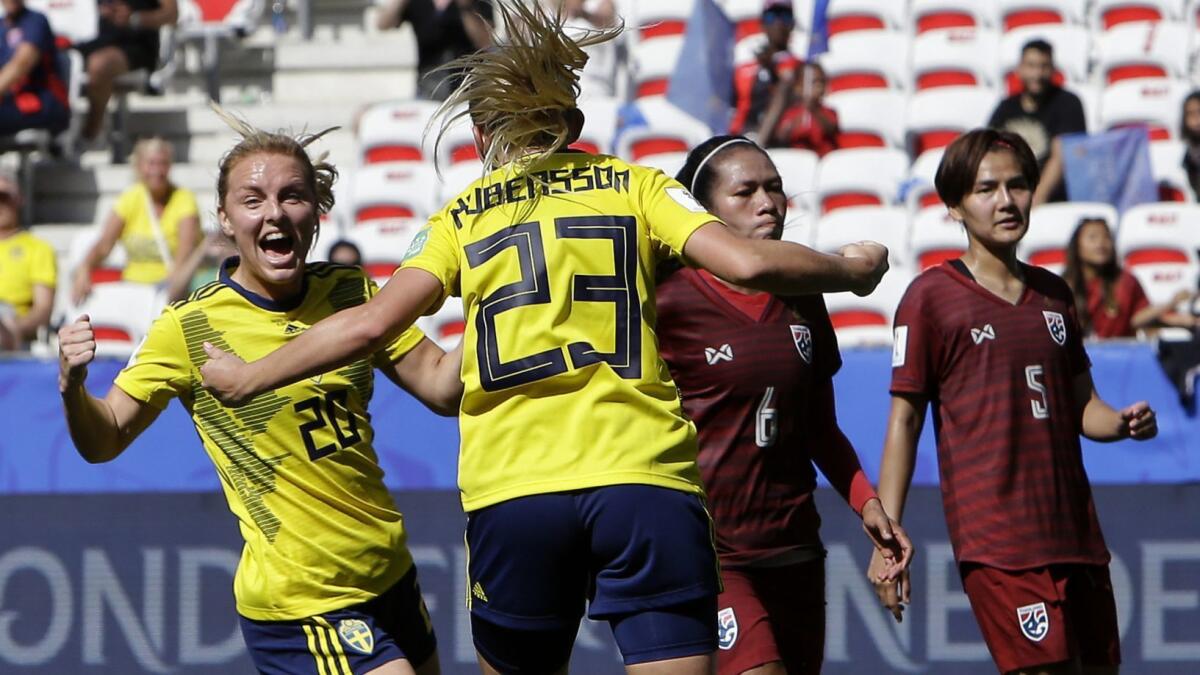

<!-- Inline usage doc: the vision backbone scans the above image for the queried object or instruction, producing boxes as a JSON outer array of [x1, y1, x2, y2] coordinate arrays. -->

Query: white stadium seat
[[910, 206, 968, 270], [1092, 0, 1180, 29], [813, 206, 912, 273], [1020, 202, 1120, 274], [575, 97, 621, 155], [1115, 203, 1200, 305], [1098, 78, 1189, 142], [433, 111, 483, 168], [911, 27, 1000, 91], [416, 297, 466, 352], [357, 99, 440, 165], [349, 163, 441, 225], [1095, 21, 1191, 84], [815, 148, 908, 214], [906, 86, 999, 155], [631, 0, 694, 41], [616, 125, 706, 163], [825, 89, 907, 149], [906, 148, 946, 211], [818, 31, 910, 93], [996, 0, 1088, 30], [632, 36, 685, 100], [75, 282, 161, 358], [1148, 141, 1194, 202], [768, 148, 820, 219], [910, 0, 997, 33], [825, 0, 908, 38], [637, 151, 689, 177], [436, 160, 489, 208], [822, 272, 911, 347], [342, 218, 426, 286]]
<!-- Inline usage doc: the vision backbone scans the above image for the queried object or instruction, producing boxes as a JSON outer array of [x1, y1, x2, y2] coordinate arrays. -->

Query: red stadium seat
[[1096, 22, 1190, 85], [1020, 202, 1119, 275], [1094, 0, 1168, 29], [357, 100, 440, 165], [1099, 79, 1189, 143], [912, 28, 998, 91], [1116, 203, 1200, 305], [815, 148, 907, 214], [349, 164, 440, 225], [911, 0, 991, 33], [996, 0, 1087, 31], [826, 0, 906, 37], [825, 89, 906, 149], [907, 87, 999, 155], [911, 207, 967, 271]]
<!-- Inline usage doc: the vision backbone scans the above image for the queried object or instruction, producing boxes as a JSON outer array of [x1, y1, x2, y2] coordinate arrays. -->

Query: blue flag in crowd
[[666, 0, 734, 133], [808, 0, 830, 58], [1062, 127, 1158, 213]]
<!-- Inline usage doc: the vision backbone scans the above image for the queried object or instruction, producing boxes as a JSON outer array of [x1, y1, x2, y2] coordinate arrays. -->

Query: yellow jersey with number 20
[[402, 152, 719, 512], [114, 261, 426, 621]]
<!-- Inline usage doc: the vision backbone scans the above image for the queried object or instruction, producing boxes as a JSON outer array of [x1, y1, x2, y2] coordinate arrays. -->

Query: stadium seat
[[632, 0, 694, 41], [1148, 141, 1194, 202], [349, 163, 440, 225], [416, 296, 466, 351], [175, 0, 261, 101], [825, 0, 907, 37], [342, 218, 426, 286], [906, 148, 946, 211], [575, 97, 620, 155], [25, 0, 97, 43], [436, 159, 489, 208], [1020, 201, 1119, 273], [357, 100, 440, 165], [1098, 78, 1189, 142], [814, 148, 907, 213], [1115, 203, 1200, 305], [75, 282, 161, 358], [637, 151, 689, 177], [911, 27, 999, 90], [768, 147, 820, 218], [910, 0, 997, 33], [813, 205, 911, 271], [1092, 0, 1178, 29], [1095, 21, 1191, 84], [433, 113, 482, 168], [995, 0, 1088, 30], [65, 226, 127, 289], [906, 86, 999, 155], [818, 31, 910, 93], [997, 24, 1090, 94], [616, 124, 707, 163], [910, 206, 968, 270], [821, 274, 910, 346], [632, 36, 684, 100], [825, 89, 907, 149]]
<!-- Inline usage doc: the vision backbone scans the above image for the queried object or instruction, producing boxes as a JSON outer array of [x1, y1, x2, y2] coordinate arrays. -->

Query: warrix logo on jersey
[[1017, 602, 1049, 642], [1043, 311, 1067, 346], [717, 607, 738, 650]]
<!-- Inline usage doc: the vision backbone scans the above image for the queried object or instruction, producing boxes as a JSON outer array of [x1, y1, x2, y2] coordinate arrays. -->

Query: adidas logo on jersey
[[971, 324, 995, 344], [472, 582, 489, 603], [284, 323, 305, 335], [704, 344, 734, 365]]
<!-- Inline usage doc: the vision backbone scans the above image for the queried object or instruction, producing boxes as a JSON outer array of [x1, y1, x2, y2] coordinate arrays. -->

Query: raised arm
[[379, 337, 464, 416], [59, 315, 163, 463], [1073, 369, 1157, 442], [683, 222, 888, 296], [201, 267, 443, 405]]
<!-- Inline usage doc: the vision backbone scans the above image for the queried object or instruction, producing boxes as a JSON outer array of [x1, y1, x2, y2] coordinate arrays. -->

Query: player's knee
[[471, 614, 575, 675], [610, 597, 717, 666]]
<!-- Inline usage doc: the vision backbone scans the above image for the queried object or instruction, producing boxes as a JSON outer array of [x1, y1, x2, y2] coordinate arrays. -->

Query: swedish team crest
[[1016, 602, 1049, 642], [717, 607, 738, 650], [790, 325, 813, 364], [337, 618, 375, 655], [1043, 311, 1067, 346]]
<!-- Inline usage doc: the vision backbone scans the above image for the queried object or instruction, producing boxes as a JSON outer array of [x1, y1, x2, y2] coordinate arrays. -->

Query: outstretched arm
[[202, 268, 443, 405], [683, 222, 889, 297], [380, 337, 464, 416], [1074, 370, 1157, 442]]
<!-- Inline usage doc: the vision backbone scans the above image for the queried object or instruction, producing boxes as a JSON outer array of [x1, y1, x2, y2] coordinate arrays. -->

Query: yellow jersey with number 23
[[402, 152, 720, 512]]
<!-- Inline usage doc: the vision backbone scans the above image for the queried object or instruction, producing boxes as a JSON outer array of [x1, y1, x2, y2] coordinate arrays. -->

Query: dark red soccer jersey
[[657, 267, 851, 567], [890, 262, 1109, 570]]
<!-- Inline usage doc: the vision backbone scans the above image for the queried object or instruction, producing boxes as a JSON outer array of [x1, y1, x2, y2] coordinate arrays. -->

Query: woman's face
[[1184, 98, 1200, 140], [1076, 220, 1115, 267], [218, 152, 317, 298], [139, 148, 172, 195], [704, 146, 787, 242], [950, 149, 1033, 251]]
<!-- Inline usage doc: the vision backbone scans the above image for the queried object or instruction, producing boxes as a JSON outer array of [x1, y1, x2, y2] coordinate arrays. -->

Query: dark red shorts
[[716, 558, 825, 675], [960, 563, 1120, 674]]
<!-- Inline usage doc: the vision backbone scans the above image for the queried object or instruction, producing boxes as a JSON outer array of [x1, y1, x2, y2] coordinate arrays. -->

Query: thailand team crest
[[790, 325, 813, 364], [1043, 311, 1067, 346], [337, 618, 375, 655], [717, 607, 738, 650], [1016, 602, 1049, 642]]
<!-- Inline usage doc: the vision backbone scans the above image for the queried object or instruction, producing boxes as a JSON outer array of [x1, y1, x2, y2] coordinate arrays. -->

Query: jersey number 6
[[465, 216, 642, 392]]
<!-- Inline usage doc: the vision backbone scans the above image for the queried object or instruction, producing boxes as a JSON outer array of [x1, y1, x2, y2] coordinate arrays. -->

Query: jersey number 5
[[465, 216, 642, 391], [295, 389, 362, 461], [1025, 365, 1050, 420]]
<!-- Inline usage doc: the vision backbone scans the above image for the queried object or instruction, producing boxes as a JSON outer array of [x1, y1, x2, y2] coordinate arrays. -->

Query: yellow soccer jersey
[[114, 260, 426, 621], [0, 231, 56, 315], [402, 152, 720, 511], [113, 183, 199, 284]]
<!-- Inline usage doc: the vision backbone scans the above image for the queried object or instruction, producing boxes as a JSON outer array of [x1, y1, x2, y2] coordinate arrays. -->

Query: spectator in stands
[[556, 0, 619, 101], [0, 0, 69, 136], [375, 0, 494, 101], [1062, 217, 1197, 339], [988, 39, 1085, 206], [328, 239, 363, 266], [77, 0, 178, 143], [70, 137, 200, 306], [730, 0, 799, 137], [1181, 90, 1200, 200], [757, 60, 839, 156], [0, 172, 54, 349]]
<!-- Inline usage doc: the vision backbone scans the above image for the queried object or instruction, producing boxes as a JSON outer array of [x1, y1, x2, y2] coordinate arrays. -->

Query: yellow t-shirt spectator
[[0, 231, 56, 315], [114, 183, 199, 284]]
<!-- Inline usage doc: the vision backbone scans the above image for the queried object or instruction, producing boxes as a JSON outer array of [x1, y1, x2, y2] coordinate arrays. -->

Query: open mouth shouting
[[259, 230, 299, 268]]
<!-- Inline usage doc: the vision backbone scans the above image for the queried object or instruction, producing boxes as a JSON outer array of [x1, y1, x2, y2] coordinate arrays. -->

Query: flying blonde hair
[[209, 102, 340, 217], [431, 0, 622, 175]]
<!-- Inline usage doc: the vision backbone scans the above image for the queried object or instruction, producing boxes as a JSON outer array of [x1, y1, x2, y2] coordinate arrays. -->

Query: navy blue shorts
[[239, 566, 437, 675], [466, 485, 720, 671]]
